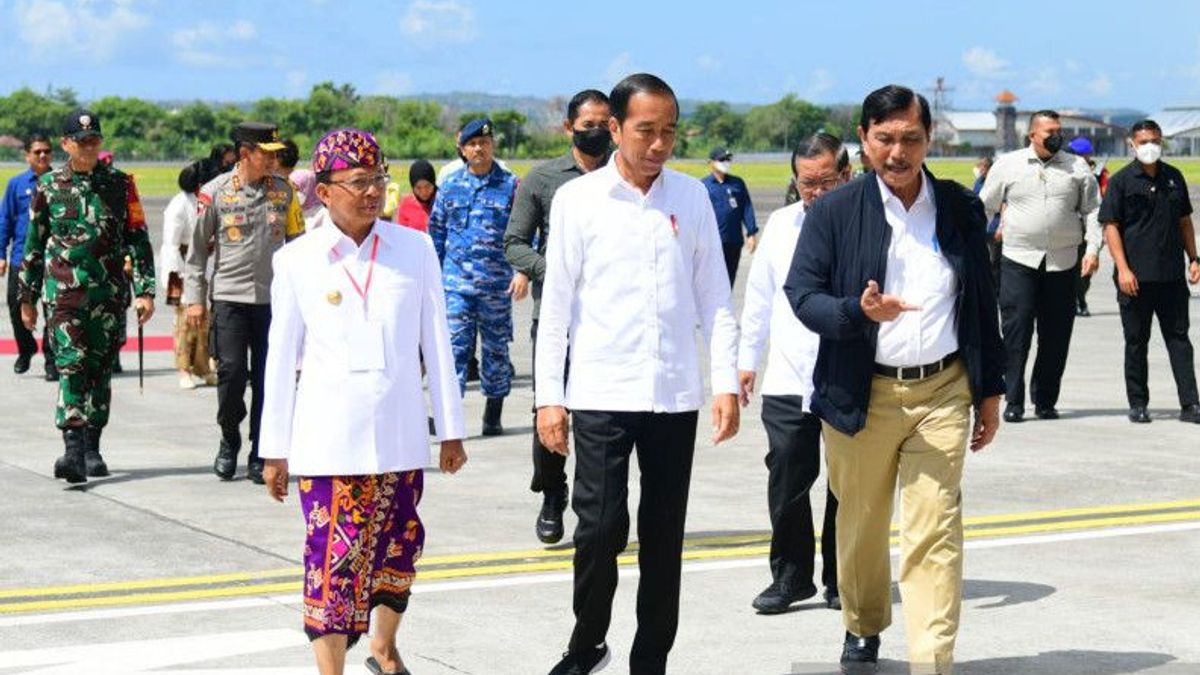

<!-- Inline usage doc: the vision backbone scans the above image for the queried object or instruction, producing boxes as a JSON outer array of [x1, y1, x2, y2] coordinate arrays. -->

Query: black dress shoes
[[1034, 407, 1059, 420], [1180, 404, 1200, 424], [752, 580, 817, 614], [840, 631, 880, 674], [1003, 405, 1024, 423], [1129, 407, 1152, 424], [13, 353, 32, 374], [536, 489, 568, 544], [246, 460, 265, 485], [213, 437, 239, 480]]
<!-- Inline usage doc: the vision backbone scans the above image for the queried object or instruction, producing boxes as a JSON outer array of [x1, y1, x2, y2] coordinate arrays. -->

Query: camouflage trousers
[[47, 299, 125, 429], [446, 289, 512, 398]]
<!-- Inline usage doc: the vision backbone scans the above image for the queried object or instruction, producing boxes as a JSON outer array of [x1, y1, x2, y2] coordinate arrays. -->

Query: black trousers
[[721, 243, 741, 287], [6, 266, 53, 365], [1117, 280, 1199, 408], [1075, 242, 1092, 310], [211, 301, 270, 461], [986, 239, 1002, 294], [529, 319, 567, 496], [1000, 257, 1077, 408], [568, 409, 698, 675], [761, 395, 837, 590]]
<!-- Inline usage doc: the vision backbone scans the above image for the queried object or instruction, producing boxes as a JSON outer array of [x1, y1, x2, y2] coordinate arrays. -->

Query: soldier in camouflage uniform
[[428, 118, 521, 436], [184, 122, 304, 484], [18, 109, 156, 484]]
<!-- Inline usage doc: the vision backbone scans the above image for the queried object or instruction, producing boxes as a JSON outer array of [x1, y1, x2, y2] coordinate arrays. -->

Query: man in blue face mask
[[504, 88, 612, 545], [1100, 119, 1200, 424]]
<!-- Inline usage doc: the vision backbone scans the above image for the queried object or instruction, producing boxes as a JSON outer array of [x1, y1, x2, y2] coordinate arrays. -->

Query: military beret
[[459, 118, 493, 144]]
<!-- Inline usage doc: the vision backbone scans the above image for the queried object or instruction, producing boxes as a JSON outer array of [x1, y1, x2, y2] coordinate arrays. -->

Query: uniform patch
[[226, 226, 243, 242], [222, 213, 247, 226]]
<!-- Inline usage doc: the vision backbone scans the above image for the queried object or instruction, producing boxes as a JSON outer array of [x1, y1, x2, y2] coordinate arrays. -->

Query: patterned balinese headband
[[312, 128, 382, 174]]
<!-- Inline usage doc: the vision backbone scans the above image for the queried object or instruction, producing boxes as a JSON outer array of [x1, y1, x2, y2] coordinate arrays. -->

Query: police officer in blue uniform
[[428, 118, 521, 436]]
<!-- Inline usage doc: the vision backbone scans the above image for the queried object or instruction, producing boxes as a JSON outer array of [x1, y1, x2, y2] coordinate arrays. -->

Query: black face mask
[[1043, 133, 1064, 154], [572, 127, 611, 157]]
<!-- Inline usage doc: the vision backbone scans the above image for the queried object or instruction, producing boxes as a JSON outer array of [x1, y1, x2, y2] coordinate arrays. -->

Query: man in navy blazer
[[784, 85, 1004, 675]]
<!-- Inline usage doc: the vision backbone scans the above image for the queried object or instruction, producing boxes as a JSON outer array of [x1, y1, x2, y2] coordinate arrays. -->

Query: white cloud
[[171, 19, 258, 68], [14, 0, 148, 63], [1027, 66, 1061, 95], [374, 70, 413, 95], [696, 54, 720, 71], [962, 46, 1009, 79], [399, 1, 477, 44], [803, 68, 836, 100], [603, 52, 633, 88], [1086, 72, 1113, 96]]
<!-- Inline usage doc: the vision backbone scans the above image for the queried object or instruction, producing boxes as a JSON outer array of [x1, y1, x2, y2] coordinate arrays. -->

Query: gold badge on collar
[[226, 226, 243, 242], [327, 290, 342, 305]]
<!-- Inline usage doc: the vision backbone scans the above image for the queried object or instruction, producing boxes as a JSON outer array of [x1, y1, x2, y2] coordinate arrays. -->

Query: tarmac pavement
[[0, 191, 1198, 674]]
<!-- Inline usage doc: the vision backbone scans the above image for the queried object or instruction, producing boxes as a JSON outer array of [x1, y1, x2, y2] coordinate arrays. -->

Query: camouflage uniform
[[428, 162, 518, 398], [18, 162, 155, 430]]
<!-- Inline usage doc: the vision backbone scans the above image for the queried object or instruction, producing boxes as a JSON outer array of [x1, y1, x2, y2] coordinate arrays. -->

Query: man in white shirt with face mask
[[536, 72, 740, 675]]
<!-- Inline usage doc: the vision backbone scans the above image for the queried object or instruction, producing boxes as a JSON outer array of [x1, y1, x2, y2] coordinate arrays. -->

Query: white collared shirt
[[979, 146, 1102, 271], [535, 160, 739, 412], [737, 201, 820, 406], [258, 219, 465, 476], [159, 191, 195, 278], [875, 174, 959, 367]]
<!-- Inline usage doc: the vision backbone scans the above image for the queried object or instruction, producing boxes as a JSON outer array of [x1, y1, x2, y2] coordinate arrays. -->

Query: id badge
[[347, 318, 386, 371], [728, 195, 738, 209]]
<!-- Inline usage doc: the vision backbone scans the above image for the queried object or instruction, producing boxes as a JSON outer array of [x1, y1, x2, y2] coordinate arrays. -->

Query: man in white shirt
[[738, 133, 850, 616], [980, 110, 1102, 423], [786, 85, 1004, 675], [257, 128, 467, 675], [536, 73, 740, 675]]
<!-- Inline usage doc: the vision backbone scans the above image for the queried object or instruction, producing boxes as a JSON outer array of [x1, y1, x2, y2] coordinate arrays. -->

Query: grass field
[[1, 156, 1192, 199]]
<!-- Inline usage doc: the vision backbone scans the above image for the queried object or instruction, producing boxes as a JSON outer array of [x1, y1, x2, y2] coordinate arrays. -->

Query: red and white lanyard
[[341, 233, 380, 315]]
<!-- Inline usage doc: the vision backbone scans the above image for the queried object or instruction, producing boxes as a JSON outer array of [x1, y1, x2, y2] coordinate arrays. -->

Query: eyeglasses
[[329, 173, 389, 193], [796, 176, 841, 191], [30, 149, 52, 156]]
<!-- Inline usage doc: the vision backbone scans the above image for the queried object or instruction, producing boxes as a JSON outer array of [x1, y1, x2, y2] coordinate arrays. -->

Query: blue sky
[[3, 0, 1200, 113]]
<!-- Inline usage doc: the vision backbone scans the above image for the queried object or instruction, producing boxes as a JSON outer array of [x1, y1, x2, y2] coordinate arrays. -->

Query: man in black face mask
[[505, 88, 612, 544], [980, 109, 1102, 423]]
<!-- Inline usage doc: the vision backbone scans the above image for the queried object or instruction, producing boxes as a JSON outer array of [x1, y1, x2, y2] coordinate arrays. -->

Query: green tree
[[303, 82, 357, 136], [490, 108, 527, 158], [743, 95, 829, 151]]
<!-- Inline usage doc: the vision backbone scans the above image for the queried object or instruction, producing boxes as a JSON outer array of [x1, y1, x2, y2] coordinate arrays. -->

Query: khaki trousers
[[823, 360, 971, 674]]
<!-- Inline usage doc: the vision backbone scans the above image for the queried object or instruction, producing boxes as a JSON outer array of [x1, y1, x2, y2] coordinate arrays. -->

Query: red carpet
[[0, 335, 174, 355]]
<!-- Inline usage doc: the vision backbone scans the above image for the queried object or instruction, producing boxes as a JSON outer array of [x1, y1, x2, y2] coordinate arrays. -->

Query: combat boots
[[83, 426, 110, 477], [213, 429, 241, 481], [54, 428, 88, 484], [482, 397, 504, 436]]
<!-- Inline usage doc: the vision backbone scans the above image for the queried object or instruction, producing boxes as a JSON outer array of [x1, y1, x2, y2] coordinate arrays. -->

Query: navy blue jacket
[[783, 170, 1005, 436]]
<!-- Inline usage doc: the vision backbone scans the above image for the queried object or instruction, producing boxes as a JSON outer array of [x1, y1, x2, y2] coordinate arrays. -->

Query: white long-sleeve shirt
[[159, 191, 195, 279], [737, 201, 820, 405], [257, 219, 465, 476], [535, 160, 739, 412], [875, 174, 960, 367]]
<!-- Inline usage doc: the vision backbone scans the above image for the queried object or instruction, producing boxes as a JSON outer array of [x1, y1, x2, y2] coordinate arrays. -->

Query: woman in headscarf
[[394, 159, 437, 233]]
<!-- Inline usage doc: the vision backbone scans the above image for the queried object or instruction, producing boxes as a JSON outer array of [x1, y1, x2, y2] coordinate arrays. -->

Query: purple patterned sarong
[[298, 470, 425, 641]]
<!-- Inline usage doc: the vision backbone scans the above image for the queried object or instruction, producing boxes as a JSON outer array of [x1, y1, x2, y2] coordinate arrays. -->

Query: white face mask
[[713, 160, 731, 174], [1135, 141, 1162, 165]]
